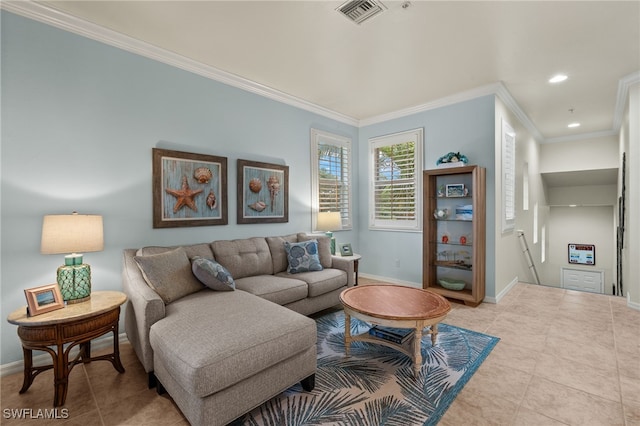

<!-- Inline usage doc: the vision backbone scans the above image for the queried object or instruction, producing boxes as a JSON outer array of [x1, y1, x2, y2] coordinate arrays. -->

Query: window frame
[[368, 128, 423, 232], [502, 118, 516, 232], [310, 128, 353, 231]]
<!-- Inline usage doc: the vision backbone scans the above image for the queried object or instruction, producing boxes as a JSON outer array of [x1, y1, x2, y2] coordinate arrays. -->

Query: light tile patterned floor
[[1, 279, 639, 425]]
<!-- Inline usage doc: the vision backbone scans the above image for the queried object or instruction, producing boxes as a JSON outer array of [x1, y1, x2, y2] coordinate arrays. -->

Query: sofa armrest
[[330, 255, 355, 287], [122, 249, 166, 373]]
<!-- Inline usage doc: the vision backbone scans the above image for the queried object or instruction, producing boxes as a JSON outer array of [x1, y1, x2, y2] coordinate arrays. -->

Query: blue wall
[[1, 11, 498, 365], [357, 97, 496, 292], [0, 11, 358, 364]]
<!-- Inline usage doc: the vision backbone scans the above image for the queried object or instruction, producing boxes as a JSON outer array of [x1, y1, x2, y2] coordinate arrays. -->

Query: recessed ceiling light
[[549, 74, 568, 83], [568, 122, 581, 128], [569, 204, 577, 207]]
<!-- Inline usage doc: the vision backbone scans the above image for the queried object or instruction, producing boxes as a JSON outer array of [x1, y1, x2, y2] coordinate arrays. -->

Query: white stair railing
[[517, 230, 540, 285]]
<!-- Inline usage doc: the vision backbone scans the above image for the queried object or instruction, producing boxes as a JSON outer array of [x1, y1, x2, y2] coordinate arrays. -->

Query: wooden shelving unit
[[423, 165, 486, 306]]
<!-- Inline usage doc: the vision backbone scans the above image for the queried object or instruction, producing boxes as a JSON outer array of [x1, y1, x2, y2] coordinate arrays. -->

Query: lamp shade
[[316, 211, 342, 232], [41, 213, 104, 254]]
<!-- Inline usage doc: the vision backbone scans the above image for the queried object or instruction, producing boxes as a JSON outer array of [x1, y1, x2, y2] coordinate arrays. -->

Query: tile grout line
[[81, 364, 106, 426], [609, 296, 629, 425], [511, 283, 543, 424]]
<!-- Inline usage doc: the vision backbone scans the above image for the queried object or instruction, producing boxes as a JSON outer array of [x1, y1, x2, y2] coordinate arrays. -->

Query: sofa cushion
[[211, 237, 273, 279], [266, 234, 299, 274], [149, 290, 317, 398], [285, 240, 323, 274], [134, 247, 204, 304], [276, 268, 346, 297], [138, 243, 214, 260], [297, 233, 332, 268], [234, 275, 307, 305], [191, 257, 235, 291]]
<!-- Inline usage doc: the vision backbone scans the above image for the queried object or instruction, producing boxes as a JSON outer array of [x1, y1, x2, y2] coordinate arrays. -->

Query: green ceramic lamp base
[[325, 231, 336, 255], [57, 263, 92, 303]]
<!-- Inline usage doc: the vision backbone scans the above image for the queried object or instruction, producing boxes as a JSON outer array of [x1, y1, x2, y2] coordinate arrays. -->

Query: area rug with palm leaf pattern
[[233, 310, 499, 426]]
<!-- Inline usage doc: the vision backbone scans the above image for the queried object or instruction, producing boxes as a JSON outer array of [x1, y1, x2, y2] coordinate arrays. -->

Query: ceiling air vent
[[337, 0, 386, 25]]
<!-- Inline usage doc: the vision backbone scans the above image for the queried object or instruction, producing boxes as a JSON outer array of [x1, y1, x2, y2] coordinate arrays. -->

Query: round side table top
[[336, 253, 362, 261], [7, 290, 127, 326], [340, 284, 450, 321]]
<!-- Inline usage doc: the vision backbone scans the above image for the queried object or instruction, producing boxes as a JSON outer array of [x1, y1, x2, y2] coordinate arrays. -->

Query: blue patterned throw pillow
[[191, 257, 236, 291], [284, 240, 323, 274]]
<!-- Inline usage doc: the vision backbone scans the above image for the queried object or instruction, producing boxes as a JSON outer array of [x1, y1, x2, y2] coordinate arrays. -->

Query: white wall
[[547, 184, 617, 207], [543, 206, 614, 292], [540, 137, 619, 172], [534, 136, 621, 294], [494, 97, 545, 296], [620, 83, 639, 307]]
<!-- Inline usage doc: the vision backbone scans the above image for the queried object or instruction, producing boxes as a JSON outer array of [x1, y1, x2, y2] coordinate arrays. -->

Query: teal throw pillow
[[284, 240, 323, 274], [191, 257, 236, 291]]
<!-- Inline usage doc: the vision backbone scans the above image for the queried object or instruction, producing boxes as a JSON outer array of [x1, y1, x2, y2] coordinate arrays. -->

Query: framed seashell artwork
[[237, 159, 289, 224], [152, 148, 228, 228]]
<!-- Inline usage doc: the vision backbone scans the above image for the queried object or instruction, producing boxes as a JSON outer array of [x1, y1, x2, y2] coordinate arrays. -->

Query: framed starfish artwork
[[153, 148, 228, 228], [237, 159, 288, 224]]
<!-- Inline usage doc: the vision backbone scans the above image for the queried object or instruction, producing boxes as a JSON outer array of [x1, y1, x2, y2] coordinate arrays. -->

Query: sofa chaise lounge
[[122, 233, 355, 425]]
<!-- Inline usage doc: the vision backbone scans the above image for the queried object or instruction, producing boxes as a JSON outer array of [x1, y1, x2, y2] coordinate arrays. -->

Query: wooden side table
[[337, 253, 362, 285], [7, 290, 127, 407]]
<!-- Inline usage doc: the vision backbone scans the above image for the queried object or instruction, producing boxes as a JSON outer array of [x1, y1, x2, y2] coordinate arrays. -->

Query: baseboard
[[360, 273, 522, 305], [0, 333, 129, 377], [359, 272, 422, 288], [485, 276, 519, 304], [627, 292, 640, 311]]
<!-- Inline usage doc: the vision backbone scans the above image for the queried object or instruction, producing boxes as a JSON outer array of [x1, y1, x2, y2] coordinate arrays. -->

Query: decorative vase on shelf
[[433, 208, 449, 220]]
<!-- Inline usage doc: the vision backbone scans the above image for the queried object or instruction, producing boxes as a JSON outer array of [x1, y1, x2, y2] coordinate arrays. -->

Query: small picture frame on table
[[24, 284, 64, 316], [446, 184, 465, 197], [339, 243, 353, 257]]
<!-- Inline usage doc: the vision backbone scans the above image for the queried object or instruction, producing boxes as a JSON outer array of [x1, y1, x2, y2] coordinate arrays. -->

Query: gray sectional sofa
[[122, 233, 355, 425]]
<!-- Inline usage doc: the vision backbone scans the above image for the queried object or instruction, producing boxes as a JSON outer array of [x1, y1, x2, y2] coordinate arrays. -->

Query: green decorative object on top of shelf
[[436, 151, 468, 167]]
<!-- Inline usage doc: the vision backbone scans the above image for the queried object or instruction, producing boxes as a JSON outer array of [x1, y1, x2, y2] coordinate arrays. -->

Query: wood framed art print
[[237, 159, 288, 224], [153, 148, 228, 228], [25, 284, 64, 316]]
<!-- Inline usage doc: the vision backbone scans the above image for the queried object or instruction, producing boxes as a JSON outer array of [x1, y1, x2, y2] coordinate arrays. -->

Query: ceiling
[[27, 0, 639, 142]]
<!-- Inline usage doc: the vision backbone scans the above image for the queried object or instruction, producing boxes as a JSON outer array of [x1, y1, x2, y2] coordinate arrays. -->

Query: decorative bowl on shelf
[[433, 208, 449, 220], [438, 278, 466, 291]]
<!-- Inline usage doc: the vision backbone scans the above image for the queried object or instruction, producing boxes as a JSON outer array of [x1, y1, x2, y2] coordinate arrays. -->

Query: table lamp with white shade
[[41, 212, 104, 303], [316, 211, 342, 255]]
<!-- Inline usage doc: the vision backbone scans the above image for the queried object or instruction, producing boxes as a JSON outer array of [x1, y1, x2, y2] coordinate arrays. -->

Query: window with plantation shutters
[[502, 119, 516, 232], [369, 128, 423, 231], [311, 129, 352, 230]]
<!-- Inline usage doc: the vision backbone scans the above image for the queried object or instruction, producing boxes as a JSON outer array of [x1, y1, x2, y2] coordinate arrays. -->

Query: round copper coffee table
[[339, 284, 451, 377]]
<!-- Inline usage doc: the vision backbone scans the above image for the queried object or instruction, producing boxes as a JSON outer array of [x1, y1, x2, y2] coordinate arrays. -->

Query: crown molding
[[493, 83, 545, 143], [360, 83, 500, 127], [1, 1, 360, 127], [613, 71, 640, 131]]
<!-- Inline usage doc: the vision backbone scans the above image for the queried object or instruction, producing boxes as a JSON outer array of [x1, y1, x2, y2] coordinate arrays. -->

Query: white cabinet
[[561, 268, 604, 294]]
